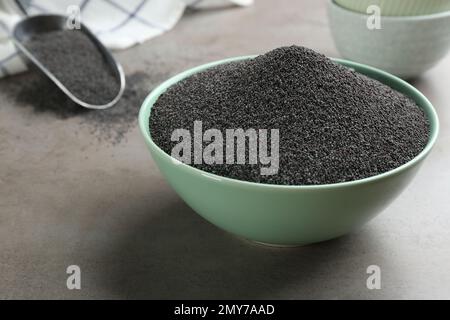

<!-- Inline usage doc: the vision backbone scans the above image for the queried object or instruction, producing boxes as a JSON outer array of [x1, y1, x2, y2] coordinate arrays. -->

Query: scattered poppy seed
[[3, 71, 150, 144], [150, 46, 430, 185]]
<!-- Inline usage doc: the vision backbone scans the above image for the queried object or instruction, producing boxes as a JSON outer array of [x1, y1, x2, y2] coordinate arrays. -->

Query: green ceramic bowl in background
[[139, 56, 439, 246], [335, 0, 450, 16], [328, 0, 450, 79]]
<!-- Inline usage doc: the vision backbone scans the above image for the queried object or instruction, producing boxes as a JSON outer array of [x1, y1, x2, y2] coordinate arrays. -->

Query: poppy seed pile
[[150, 46, 429, 185], [24, 29, 120, 106]]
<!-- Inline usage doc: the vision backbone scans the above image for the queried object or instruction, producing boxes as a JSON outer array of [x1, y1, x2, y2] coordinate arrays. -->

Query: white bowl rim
[[329, 0, 450, 20]]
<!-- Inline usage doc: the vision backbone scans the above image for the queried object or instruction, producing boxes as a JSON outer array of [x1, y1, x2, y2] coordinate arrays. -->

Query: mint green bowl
[[139, 56, 439, 246]]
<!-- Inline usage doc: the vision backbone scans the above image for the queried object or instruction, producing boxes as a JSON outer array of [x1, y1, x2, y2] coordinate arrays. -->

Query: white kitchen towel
[[0, 0, 253, 77]]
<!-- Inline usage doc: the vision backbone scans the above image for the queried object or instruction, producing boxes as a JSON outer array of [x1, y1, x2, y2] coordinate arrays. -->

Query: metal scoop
[[12, 14, 125, 110]]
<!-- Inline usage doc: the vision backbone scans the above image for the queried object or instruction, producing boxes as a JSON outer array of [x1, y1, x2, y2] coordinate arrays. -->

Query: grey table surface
[[1, 0, 449, 299]]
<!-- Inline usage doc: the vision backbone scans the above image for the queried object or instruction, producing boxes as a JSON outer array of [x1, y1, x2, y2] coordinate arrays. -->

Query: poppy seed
[[150, 46, 430, 185]]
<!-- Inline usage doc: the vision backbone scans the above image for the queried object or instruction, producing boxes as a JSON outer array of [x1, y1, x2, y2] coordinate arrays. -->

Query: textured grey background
[[1, 0, 449, 299]]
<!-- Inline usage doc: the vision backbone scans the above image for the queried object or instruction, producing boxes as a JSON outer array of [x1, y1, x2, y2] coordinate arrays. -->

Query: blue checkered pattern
[[0, 0, 252, 77]]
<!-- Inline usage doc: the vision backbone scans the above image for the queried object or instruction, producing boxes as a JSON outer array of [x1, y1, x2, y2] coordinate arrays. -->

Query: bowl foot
[[249, 240, 304, 248]]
